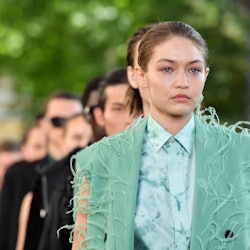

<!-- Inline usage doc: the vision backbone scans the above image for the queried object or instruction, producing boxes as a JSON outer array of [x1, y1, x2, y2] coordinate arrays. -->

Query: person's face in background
[[136, 36, 209, 126], [95, 84, 138, 136], [62, 115, 93, 155], [21, 126, 47, 162], [42, 98, 83, 159]]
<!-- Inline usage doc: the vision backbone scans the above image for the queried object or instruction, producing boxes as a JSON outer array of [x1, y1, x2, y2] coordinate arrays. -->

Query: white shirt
[[134, 114, 196, 249]]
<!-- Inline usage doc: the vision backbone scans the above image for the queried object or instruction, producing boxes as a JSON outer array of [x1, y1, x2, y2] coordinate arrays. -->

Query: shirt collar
[[146, 114, 195, 154], [175, 115, 195, 154]]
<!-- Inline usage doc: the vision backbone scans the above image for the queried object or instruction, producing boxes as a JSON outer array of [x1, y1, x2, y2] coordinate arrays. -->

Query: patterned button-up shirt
[[134, 114, 196, 250]]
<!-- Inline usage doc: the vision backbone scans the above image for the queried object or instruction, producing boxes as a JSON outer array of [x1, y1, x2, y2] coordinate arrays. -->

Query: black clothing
[[24, 147, 82, 250], [0, 156, 49, 250]]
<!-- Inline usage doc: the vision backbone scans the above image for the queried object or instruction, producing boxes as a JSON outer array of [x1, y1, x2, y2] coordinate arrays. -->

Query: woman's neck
[[150, 112, 193, 135]]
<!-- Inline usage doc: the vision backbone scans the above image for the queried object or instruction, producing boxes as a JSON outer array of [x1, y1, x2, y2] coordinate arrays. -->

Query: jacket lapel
[[111, 117, 147, 249]]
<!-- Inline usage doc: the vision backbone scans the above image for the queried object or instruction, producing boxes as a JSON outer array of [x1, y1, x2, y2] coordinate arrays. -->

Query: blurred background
[[0, 0, 250, 140]]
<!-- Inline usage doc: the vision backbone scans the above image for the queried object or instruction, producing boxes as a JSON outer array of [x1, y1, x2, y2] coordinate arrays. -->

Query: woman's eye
[[190, 68, 201, 74], [162, 67, 172, 73]]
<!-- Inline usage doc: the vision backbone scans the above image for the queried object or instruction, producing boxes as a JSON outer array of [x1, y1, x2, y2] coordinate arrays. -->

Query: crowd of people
[[0, 20, 250, 250], [0, 23, 147, 249]]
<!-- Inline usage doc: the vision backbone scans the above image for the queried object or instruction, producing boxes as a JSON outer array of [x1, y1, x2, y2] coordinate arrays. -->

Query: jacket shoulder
[[75, 117, 147, 162]]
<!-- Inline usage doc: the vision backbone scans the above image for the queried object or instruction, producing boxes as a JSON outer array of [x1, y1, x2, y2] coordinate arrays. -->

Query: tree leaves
[[0, 0, 248, 123]]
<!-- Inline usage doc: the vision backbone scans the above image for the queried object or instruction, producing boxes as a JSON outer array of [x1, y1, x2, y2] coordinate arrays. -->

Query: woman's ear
[[127, 66, 138, 89], [205, 67, 210, 79], [93, 107, 105, 127], [134, 66, 148, 88]]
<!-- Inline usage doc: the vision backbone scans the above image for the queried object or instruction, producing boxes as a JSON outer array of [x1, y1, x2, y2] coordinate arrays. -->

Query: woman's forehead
[[150, 37, 205, 63]]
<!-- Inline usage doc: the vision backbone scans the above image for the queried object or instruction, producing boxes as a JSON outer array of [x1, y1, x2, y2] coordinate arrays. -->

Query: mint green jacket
[[72, 115, 250, 249]]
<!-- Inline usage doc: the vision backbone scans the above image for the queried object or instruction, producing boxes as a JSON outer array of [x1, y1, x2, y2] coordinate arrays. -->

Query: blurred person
[[0, 91, 83, 250], [81, 75, 106, 142], [71, 21, 250, 250], [22, 91, 83, 250], [12, 122, 46, 250], [29, 80, 107, 250], [41, 91, 83, 160], [0, 127, 45, 248], [61, 112, 93, 156], [126, 24, 154, 116], [94, 67, 142, 136], [35, 75, 108, 250], [34, 76, 108, 250], [0, 130, 47, 250], [20, 122, 47, 162], [0, 140, 22, 191], [16, 112, 92, 250], [36, 68, 142, 250]]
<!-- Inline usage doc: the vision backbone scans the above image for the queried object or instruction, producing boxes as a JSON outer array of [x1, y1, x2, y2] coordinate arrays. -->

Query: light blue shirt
[[134, 114, 196, 250]]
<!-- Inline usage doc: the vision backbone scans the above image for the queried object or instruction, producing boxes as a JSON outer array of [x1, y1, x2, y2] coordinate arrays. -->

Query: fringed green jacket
[[71, 112, 250, 249]]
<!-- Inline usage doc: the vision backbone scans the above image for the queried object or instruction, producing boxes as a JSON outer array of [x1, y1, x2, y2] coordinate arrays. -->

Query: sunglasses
[[47, 117, 67, 127]]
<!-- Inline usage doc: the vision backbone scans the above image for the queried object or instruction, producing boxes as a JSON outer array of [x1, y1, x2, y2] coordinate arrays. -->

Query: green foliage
[[0, 0, 249, 123]]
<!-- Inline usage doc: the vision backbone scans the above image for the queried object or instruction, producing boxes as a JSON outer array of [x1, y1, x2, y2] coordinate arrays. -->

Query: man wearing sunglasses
[[0, 91, 83, 250], [41, 92, 83, 161]]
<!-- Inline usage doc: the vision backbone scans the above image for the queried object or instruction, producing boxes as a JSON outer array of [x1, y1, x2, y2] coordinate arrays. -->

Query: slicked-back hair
[[138, 21, 209, 71]]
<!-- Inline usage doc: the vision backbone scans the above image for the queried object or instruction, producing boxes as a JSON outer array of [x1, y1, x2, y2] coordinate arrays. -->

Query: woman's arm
[[16, 192, 33, 250], [72, 177, 89, 250]]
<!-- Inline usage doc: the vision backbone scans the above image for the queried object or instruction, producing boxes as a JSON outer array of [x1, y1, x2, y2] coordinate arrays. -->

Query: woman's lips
[[172, 94, 190, 102]]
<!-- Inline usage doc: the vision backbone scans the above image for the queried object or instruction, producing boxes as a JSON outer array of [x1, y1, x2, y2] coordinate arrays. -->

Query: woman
[[71, 21, 250, 249]]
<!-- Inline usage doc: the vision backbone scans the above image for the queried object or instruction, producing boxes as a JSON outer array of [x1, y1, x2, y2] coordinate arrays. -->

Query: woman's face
[[138, 36, 209, 123]]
